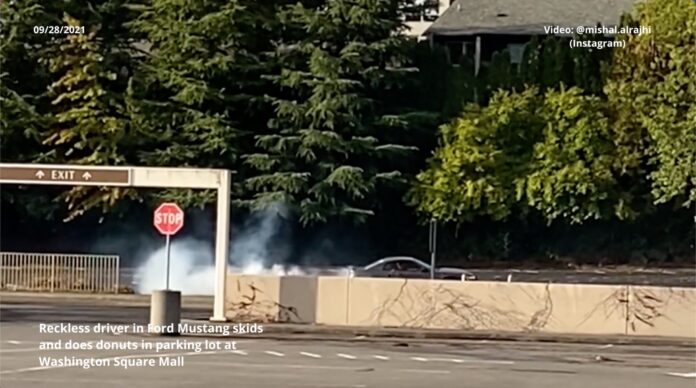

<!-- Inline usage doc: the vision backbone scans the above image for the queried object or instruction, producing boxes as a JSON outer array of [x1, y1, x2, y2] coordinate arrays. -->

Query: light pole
[[429, 218, 438, 279]]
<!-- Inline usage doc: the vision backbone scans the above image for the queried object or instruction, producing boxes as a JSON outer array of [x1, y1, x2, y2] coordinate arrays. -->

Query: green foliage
[[539, 37, 573, 88], [483, 50, 520, 95], [408, 88, 544, 222], [428, 34, 610, 110], [570, 31, 611, 94], [127, 0, 277, 208], [517, 88, 627, 223], [411, 41, 476, 117], [38, 15, 138, 220], [0, 0, 50, 162], [410, 86, 638, 224], [128, 0, 243, 167], [242, 0, 428, 225], [42, 16, 128, 165], [519, 36, 542, 85], [0, 1, 60, 219], [605, 0, 696, 206]]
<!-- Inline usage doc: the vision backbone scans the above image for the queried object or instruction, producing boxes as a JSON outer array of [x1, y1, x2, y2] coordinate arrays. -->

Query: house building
[[422, 0, 640, 72]]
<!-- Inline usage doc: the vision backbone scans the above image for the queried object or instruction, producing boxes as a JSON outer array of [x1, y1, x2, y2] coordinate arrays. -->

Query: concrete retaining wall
[[315, 277, 349, 326], [225, 274, 280, 322], [340, 280, 629, 335], [225, 273, 696, 338], [279, 276, 317, 324], [225, 274, 317, 323], [626, 286, 696, 338]]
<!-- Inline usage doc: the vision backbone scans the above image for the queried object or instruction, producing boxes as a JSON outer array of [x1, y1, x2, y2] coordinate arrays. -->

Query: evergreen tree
[[2, 1, 142, 220], [482, 49, 518, 100], [0, 0, 50, 163], [39, 15, 138, 220], [1, 1, 60, 220], [519, 36, 542, 85], [242, 0, 428, 225], [571, 29, 610, 95], [128, 0, 277, 207], [411, 41, 449, 113]]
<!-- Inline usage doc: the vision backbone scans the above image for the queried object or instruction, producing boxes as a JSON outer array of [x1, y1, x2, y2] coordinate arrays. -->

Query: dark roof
[[426, 0, 641, 36]]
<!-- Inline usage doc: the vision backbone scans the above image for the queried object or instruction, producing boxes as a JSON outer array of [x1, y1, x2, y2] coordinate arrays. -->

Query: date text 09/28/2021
[[33, 25, 85, 35]]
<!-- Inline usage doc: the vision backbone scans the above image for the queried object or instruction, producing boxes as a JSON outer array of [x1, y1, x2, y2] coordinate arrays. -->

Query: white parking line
[[666, 372, 696, 378], [232, 350, 248, 355], [265, 351, 285, 357], [300, 352, 322, 358], [428, 357, 514, 365], [7, 341, 21, 345], [372, 355, 390, 361], [401, 369, 451, 374], [0, 341, 99, 354], [462, 359, 514, 365], [0, 348, 41, 354], [436, 358, 465, 364], [411, 357, 428, 362], [336, 353, 356, 360], [285, 384, 366, 388]]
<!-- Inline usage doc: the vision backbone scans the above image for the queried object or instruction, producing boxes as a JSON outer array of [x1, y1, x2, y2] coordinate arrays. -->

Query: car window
[[381, 260, 423, 271], [378, 259, 427, 272], [382, 262, 397, 271], [399, 260, 424, 271]]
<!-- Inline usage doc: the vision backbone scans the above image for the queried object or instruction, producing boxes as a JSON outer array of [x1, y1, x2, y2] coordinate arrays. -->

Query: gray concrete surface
[[470, 267, 696, 287], [1, 294, 695, 387], [1, 322, 695, 387], [1, 292, 694, 346], [117, 266, 696, 291], [0, 292, 213, 309]]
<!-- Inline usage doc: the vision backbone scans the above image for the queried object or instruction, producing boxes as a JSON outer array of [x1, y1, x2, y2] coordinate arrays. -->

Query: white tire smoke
[[134, 204, 308, 295]]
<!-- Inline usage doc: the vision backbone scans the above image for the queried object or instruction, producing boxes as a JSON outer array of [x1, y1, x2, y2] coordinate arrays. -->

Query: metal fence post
[[50, 255, 55, 293], [115, 256, 120, 294]]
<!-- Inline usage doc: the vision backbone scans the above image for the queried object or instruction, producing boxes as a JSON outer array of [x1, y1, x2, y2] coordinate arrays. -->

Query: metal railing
[[0, 252, 120, 293]]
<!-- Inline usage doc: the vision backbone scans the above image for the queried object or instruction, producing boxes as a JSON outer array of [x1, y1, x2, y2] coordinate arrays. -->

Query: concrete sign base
[[149, 290, 181, 336]]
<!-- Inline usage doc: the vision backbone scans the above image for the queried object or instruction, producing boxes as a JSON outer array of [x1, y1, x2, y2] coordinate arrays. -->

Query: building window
[[508, 43, 526, 64], [446, 41, 464, 64]]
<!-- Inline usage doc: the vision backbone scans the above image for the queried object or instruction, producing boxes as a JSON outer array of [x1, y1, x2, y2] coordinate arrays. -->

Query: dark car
[[351, 256, 477, 281]]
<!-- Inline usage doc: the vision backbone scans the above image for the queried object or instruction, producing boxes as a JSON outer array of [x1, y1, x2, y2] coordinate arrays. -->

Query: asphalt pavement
[[1, 323, 695, 387], [470, 267, 696, 288], [119, 266, 696, 292], [1, 294, 695, 387]]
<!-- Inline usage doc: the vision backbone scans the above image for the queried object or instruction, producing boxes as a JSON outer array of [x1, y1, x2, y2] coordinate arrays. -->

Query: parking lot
[[1, 298, 694, 388]]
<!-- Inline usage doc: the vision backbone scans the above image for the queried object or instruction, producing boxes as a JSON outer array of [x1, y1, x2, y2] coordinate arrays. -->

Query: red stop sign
[[153, 203, 184, 236]]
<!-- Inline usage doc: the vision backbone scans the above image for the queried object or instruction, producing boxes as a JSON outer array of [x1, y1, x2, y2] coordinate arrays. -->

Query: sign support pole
[[165, 234, 171, 290], [429, 219, 437, 280], [211, 170, 231, 322]]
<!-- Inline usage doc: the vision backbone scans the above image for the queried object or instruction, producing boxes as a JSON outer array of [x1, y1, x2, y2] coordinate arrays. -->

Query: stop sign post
[[153, 202, 184, 290]]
